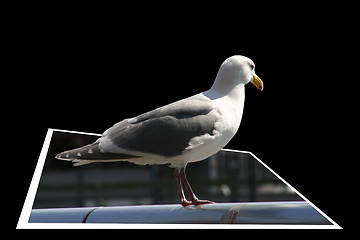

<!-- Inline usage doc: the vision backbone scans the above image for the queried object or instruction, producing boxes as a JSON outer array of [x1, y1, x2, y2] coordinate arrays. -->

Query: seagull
[[56, 55, 263, 207]]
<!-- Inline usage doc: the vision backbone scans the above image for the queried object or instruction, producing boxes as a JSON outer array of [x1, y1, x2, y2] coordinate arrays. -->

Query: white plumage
[[56, 55, 263, 206]]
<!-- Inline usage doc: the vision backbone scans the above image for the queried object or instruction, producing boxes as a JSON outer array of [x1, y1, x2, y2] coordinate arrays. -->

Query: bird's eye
[[250, 64, 255, 70]]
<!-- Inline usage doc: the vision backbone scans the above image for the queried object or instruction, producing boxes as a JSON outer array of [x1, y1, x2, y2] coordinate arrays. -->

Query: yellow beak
[[251, 73, 264, 91]]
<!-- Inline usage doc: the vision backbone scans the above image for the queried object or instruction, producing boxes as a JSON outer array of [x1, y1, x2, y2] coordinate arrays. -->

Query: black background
[[11, 8, 349, 231]]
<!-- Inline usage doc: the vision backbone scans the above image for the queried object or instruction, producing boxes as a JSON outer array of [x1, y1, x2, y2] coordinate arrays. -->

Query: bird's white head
[[211, 55, 263, 94]]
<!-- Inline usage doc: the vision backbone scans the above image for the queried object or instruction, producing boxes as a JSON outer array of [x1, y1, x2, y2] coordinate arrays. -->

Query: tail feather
[[55, 142, 141, 166]]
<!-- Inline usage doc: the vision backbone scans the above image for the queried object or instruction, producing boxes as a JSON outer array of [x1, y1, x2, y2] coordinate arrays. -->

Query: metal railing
[[29, 201, 330, 224]]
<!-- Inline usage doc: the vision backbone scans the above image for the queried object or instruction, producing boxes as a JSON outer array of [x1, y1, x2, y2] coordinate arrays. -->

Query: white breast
[[180, 87, 245, 165]]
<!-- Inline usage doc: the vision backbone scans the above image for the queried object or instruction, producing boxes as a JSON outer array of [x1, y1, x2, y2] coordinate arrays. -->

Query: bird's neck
[[206, 78, 245, 101]]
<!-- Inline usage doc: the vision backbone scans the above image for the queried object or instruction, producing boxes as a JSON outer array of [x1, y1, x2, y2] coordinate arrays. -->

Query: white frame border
[[17, 128, 342, 229]]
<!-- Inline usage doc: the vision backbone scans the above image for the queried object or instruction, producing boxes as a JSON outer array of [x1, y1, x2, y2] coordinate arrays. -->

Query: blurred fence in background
[[32, 131, 302, 209]]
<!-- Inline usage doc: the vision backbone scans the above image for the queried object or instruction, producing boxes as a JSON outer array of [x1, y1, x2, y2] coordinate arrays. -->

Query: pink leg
[[174, 169, 192, 207], [177, 167, 215, 206]]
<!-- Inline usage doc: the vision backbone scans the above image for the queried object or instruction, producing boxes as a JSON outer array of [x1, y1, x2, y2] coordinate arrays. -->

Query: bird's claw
[[181, 198, 215, 207], [192, 199, 215, 206], [181, 199, 193, 207]]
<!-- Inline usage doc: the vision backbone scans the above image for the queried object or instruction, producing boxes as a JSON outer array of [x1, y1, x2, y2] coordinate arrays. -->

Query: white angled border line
[[17, 128, 342, 229]]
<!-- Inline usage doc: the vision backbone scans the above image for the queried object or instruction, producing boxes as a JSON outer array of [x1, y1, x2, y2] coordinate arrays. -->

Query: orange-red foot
[[181, 199, 193, 207], [192, 199, 215, 206]]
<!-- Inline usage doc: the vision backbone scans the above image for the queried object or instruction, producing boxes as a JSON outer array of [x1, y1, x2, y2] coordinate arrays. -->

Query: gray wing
[[100, 94, 218, 157]]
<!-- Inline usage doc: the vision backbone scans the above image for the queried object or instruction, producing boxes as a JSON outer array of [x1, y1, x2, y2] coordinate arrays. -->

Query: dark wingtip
[[55, 151, 71, 161]]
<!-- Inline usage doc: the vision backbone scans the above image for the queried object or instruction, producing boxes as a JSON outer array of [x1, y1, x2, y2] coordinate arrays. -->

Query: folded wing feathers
[[55, 142, 140, 166]]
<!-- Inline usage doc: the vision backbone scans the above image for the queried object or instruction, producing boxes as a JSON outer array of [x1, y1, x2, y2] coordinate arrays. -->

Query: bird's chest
[[214, 97, 244, 138]]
